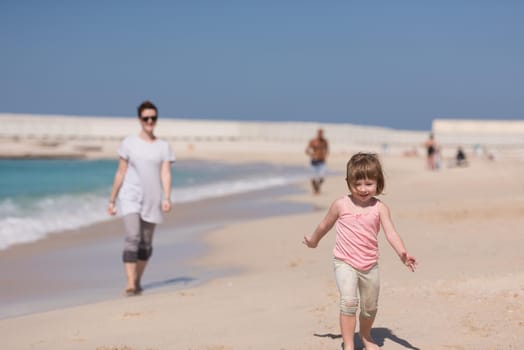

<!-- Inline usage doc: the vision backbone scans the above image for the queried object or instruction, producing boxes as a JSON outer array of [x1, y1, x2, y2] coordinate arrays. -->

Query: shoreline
[[0, 157, 312, 253]]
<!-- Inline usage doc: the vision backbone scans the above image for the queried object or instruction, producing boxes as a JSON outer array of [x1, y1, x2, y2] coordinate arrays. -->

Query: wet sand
[[0, 184, 313, 319]]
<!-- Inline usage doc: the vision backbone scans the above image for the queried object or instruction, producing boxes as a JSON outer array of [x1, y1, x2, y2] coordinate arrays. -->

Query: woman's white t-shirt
[[117, 135, 175, 223]]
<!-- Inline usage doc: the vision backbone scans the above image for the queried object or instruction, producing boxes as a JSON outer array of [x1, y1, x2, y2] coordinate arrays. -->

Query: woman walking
[[108, 100, 175, 296]]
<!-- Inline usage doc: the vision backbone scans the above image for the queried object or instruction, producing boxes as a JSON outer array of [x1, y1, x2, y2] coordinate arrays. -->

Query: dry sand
[[1, 153, 523, 350]]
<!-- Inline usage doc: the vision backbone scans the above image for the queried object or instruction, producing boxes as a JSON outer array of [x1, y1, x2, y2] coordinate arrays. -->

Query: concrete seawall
[[0, 113, 427, 159], [0, 114, 522, 160]]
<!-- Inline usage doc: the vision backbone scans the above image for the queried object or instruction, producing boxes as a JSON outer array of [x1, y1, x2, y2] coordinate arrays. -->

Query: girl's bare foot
[[360, 334, 380, 350], [341, 342, 355, 350]]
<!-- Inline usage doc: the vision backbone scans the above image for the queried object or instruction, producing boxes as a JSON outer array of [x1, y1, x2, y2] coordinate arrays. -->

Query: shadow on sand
[[314, 327, 420, 350], [141, 276, 197, 291]]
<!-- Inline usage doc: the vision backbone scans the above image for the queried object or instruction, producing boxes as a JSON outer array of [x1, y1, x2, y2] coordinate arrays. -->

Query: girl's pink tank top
[[333, 198, 381, 271]]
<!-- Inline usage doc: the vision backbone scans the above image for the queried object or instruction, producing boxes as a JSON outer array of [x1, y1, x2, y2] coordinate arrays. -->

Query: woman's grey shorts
[[122, 213, 156, 263]]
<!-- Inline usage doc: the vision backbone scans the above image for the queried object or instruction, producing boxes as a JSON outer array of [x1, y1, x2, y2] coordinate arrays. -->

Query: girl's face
[[349, 178, 377, 203]]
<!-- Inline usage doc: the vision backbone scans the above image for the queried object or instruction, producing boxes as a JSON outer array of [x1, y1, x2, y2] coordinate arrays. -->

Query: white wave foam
[[0, 174, 306, 250], [0, 193, 111, 250], [172, 175, 304, 203]]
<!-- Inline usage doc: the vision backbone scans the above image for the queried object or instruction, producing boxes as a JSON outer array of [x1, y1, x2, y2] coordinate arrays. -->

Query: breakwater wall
[[0, 114, 522, 160], [0, 114, 426, 158]]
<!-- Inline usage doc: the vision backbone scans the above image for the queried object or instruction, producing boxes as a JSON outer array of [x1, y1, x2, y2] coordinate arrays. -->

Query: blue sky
[[1, 1, 522, 130]]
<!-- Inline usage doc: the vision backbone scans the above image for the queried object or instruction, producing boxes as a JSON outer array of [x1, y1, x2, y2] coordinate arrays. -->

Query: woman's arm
[[379, 201, 417, 271], [303, 199, 340, 248], [107, 158, 128, 215], [160, 160, 172, 213]]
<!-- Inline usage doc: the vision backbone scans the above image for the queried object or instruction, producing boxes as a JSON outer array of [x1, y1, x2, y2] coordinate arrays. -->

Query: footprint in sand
[[288, 258, 303, 268], [121, 312, 142, 319], [178, 291, 195, 296], [96, 346, 159, 350]]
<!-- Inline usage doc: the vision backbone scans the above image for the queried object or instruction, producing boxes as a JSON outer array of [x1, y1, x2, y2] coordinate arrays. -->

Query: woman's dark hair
[[137, 100, 158, 118]]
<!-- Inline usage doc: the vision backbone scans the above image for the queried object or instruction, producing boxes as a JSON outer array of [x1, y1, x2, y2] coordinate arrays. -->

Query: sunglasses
[[140, 116, 158, 123]]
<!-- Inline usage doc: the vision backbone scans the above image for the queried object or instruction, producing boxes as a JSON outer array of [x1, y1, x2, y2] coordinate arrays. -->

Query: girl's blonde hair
[[345, 152, 385, 195]]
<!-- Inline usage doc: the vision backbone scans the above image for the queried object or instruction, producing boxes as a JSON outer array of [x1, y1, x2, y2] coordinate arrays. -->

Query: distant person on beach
[[305, 128, 329, 194], [108, 100, 175, 296], [455, 146, 468, 167], [303, 152, 417, 350], [424, 133, 439, 170]]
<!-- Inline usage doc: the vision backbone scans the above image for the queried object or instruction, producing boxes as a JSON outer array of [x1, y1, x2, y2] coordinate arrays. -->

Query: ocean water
[[0, 159, 309, 250]]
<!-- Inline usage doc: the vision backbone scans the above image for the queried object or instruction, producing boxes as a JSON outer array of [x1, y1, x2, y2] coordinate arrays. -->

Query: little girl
[[303, 152, 416, 350]]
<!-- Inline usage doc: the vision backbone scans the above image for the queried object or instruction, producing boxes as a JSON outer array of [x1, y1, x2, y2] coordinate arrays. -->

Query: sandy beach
[[1, 152, 523, 350]]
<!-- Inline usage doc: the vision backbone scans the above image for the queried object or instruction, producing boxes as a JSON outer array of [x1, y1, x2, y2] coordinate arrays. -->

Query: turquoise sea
[[0, 159, 309, 250]]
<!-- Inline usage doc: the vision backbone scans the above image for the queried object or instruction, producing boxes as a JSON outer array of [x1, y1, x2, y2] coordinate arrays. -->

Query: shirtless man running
[[305, 128, 329, 194]]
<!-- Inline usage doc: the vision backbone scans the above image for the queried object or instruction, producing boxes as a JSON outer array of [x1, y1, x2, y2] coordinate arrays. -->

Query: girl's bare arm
[[303, 199, 340, 248], [379, 201, 417, 271]]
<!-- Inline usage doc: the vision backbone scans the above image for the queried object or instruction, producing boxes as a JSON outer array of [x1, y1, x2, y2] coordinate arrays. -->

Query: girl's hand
[[162, 198, 172, 213], [303, 235, 318, 248], [107, 202, 117, 216], [401, 252, 417, 272]]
